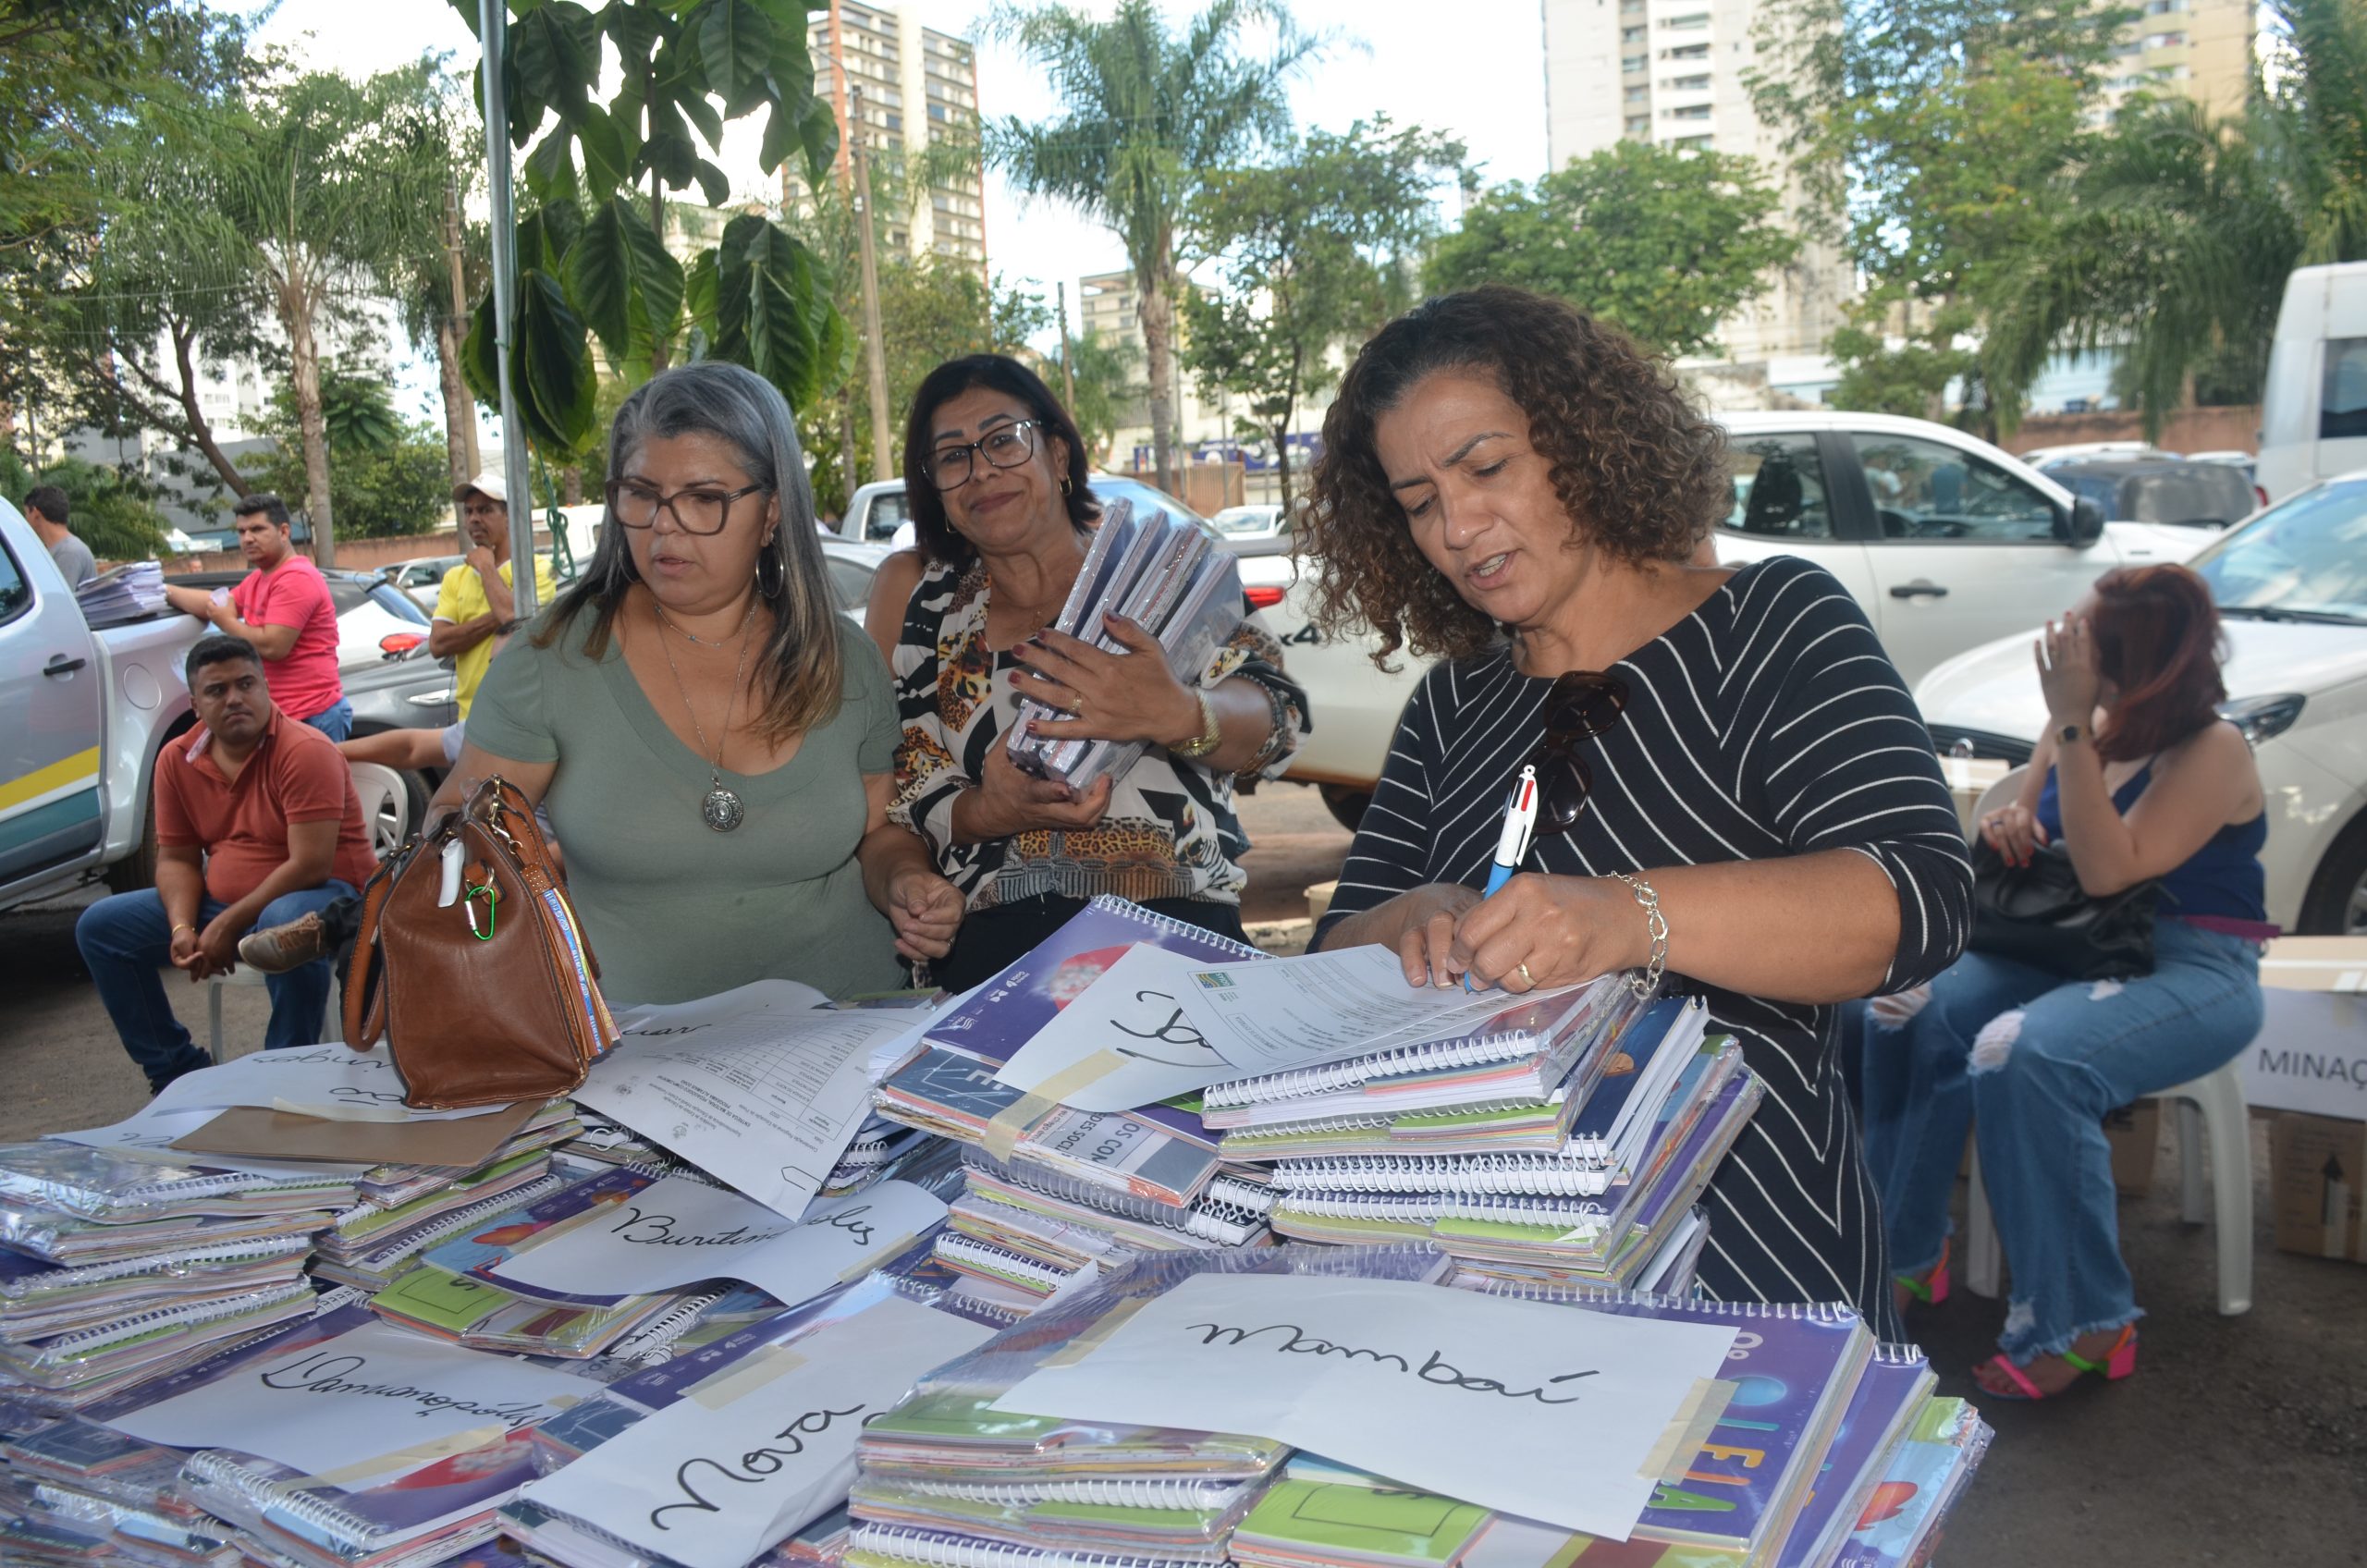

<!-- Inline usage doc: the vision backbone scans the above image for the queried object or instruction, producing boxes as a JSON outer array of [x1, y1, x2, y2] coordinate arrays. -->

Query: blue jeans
[[76, 881, 359, 1090], [1861, 918, 2261, 1364], [303, 699, 353, 741]]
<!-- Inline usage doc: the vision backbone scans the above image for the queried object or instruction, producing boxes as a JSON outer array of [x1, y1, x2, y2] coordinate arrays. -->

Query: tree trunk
[[561, 464, 583, 506], [1138, 261, 1178, 494], [283, 283, 337, 568], [435, 311, 472, 495], [839, 399, 860, 509], [647, 172, 671, 377], [159, 317, 251, 496]]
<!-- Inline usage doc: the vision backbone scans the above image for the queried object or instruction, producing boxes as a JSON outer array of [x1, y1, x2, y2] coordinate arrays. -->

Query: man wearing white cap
[[429, 471, 555, 717]]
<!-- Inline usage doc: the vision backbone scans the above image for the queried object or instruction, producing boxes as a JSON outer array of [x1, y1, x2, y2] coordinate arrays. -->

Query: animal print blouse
[[888, 558, 1308, 911]]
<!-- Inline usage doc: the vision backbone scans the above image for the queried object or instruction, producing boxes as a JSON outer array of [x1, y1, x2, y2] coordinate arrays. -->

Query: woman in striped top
[[1303, 288, 1971, 1334]]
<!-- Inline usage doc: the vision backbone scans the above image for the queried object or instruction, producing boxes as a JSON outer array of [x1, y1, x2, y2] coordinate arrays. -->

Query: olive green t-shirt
[[465, 610, 903, 1005]]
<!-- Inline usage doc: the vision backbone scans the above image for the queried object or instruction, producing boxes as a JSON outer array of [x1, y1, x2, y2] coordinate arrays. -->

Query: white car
[[1243, 410, 2213, 827], [816, 536, 892, 625], [1918, 472, 2367, 935], [382, 554, 467, 612]]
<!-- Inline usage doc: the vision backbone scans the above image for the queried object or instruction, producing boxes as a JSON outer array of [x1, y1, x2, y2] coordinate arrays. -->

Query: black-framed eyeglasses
[[925, 420, 1041, 490], [1528, 670, 1630, 834], [607, 479, 772, 536]]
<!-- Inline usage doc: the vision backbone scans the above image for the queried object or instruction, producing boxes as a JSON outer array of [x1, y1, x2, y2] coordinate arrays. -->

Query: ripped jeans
[[1861, 918, 2261, 1364]]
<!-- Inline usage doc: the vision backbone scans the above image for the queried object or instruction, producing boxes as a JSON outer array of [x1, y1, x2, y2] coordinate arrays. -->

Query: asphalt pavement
[[3, 780, 2361, 1562]]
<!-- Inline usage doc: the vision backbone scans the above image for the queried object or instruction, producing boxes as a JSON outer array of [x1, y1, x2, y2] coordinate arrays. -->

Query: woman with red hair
[[1863, 564, 2269, 1401]]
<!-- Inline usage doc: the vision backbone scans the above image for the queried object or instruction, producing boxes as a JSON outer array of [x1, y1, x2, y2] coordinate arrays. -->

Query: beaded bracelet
[[1607, 872, 1669, 998]]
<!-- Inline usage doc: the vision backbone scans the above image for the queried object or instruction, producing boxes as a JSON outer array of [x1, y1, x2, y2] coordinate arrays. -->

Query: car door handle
[[43, 655, 87, 677], [1888, 582, 1949, 599]]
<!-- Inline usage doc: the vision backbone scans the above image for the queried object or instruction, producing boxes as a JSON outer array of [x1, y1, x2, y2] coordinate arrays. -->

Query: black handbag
[[1968, 839, 2162, 981]]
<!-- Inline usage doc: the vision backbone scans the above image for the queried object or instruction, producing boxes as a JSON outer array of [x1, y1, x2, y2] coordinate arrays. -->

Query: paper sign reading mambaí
[[104, 1318, 586, 1474], [992, 1273, 1736, 1540], [520, 1295, 993, 1568], [488, 1176, 947, 1304]]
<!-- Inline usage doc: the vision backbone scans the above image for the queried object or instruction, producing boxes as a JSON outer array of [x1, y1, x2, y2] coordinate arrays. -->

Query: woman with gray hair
[[436, 361, 963, 1004]]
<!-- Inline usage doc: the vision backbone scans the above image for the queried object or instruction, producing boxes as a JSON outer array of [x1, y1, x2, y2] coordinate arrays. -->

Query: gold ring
[[1516, 962, 1534, 986]]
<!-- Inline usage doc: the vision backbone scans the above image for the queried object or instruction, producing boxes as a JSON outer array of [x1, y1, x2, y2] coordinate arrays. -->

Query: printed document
[[521, 1295, 992, 1568], [993, 1272, 1734, 1539], [576, 1001, 912, 1219], [490, 1176, 946, 1305]]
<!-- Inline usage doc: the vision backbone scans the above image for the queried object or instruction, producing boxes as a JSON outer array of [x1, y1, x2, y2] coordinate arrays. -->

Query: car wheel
[[1318, 784, 1372, 833], [2297, 811, 2367, 936]]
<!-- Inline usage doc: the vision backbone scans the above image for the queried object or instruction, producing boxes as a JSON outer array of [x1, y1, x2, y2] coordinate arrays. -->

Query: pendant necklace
[[656, 597, 756, 832]]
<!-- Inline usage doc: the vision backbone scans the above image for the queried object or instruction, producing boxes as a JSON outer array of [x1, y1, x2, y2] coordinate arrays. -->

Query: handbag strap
[[342, 842, 408, 1049]]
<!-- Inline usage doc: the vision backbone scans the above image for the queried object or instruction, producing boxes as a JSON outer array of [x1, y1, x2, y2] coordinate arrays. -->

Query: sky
[[252, 0, 1551, 360]]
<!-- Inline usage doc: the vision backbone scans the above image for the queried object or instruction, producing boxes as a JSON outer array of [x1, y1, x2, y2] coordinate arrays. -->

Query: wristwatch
[[1173, 692, 1222, 760], [2057, 722, 2084, 746]]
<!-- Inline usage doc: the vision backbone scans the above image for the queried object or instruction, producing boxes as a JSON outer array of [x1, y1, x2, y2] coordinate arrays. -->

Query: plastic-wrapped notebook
[[0, 1235, 313, 1342], [0, 1141, 356, 1222], [0, 1280, 315, 1393], [1826, 1396, 1992, 1568], [1773, 1344, 1935, 1568]]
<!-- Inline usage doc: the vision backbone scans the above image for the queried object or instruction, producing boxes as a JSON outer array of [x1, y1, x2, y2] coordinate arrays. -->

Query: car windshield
[[364, 582, 431, 626], [1212, 507, 1271, 534], [1091, 476, 1213, 531], [2191, 479, 2367, 622]]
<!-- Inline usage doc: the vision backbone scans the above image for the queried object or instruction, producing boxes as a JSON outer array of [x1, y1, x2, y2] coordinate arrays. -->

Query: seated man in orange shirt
[[77, 635, 377, 1091]]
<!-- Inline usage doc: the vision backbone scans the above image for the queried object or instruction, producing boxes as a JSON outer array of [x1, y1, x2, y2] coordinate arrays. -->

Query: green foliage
[[251, 364, 453, 543], [1426, 139, 1794, 361], [987, 0, 1324, 483], [0, 449, 169, 559], [451, 0, 844, 454], [1061, 327, 1144, 464], [1185, 118, 1463, 501]]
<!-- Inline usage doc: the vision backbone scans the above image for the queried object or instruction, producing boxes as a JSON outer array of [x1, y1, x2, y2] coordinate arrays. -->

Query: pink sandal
[[1895, 1237, 1950, 1307], [1980, 1325, 2139, 1401]]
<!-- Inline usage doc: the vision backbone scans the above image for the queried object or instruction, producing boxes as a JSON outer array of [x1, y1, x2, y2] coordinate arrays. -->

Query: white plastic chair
[[203, 965, 270, 1063], [1967, 765, 2029, 841], [348, 761, 408, 863], [1963, 1059, 2253, 1316]]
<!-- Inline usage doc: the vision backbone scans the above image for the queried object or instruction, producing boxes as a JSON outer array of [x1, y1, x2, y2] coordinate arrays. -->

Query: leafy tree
[[1427, 141, 1797, 361], [1747, 0, 2128, 427], [987, 0, 1323, 493], [251, 363, 452, 543], [1062, 326, 1143, 465], [380, 78, 490, 495], [449, 0, 843, 460], [1184, 119, 1462, 508], [1983, 0, 2367, 435], [0, 447, 168, 559]]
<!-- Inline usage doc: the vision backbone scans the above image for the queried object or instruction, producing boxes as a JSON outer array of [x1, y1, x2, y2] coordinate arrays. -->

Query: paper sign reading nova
[[488, 1176, 947, 1304], [520, 1295, 993, 1568], [992, 1273, 1737, 1540]]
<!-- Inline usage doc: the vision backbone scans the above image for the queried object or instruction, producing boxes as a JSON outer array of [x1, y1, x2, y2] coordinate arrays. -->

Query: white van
[[2258, 261, 2367, 502]]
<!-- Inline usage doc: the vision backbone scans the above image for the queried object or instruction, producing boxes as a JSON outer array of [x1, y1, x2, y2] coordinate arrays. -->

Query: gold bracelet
[[1172, 691, 1222, 760], [170, 922, 197, 936], [1606, 873, 1669, 998]]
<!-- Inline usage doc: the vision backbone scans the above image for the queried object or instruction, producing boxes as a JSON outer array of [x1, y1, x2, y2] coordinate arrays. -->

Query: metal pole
[[1057, 280, 1074, 410], [478, 0, 536, 619], [852, 88, 894, 485]]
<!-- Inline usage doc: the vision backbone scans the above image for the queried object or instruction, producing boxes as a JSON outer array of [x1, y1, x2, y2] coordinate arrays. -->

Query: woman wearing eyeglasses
[[864, 354, 1307, 990], [439, 361, 963, 1006], [1305, 288, 1970, 1333]]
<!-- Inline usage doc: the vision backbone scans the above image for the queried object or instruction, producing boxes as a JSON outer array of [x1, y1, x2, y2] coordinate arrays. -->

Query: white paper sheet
[[521, 1295, 992, 1568], [992, 1272, 1735, 1539], [104, 1319, 586, 1473], [1172, 946, 1581, 1074], [576, 1004, 910, 1219], [489, 1177, 947, 1305], [608, 978, 832, 1034], [52, 1109, 348, 1180], [137, 1045, 490, 1122], [992, 946, 1243, 1111]]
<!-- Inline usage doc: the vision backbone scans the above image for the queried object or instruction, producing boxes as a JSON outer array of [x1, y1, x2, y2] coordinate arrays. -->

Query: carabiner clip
[[464, 880, 499, 941]]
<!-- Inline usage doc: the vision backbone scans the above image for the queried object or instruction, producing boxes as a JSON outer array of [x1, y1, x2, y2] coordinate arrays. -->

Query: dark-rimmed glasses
[[607, 480, 772, 535], [1529, 670, 1630, 834], [925, 419, 1041, 490]]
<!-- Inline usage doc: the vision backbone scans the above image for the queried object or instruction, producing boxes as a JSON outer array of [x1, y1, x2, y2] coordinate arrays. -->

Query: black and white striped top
[[1315, 557, 1970, 1335]]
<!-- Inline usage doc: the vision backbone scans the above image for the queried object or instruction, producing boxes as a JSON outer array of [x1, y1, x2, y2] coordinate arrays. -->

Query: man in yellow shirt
[[430, 472, 556, 717]]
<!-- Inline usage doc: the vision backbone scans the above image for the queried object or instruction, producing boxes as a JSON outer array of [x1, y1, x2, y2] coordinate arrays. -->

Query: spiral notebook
[[958, 1150, 1270, 1248], [848, 1522, 1214, 1568], [1773, 1344, 1935, 1568], [0, 1140, 356, 1222]]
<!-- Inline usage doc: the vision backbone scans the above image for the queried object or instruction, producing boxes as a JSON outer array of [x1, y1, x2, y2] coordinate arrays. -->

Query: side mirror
[[2054, 497, 2106, 547]]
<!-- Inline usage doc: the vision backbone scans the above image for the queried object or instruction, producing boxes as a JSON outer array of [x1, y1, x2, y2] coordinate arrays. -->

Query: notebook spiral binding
[[873, 1476, 1252, 1512], [42, 1279, 313, 1356], [309, 1285, 367, 1317], [186, 1448, 386, 1549], [1267, 1155, 1613, 1197], [1272, 1193, 1448, 1223], [0, 1235, 313, 1295], [1219, 1111, 1395, 1144], [944, 1290, 1031, 1327], [852, 1522, 1204, 1568], [1080, 895, 1267, 962], [359, 1173, 566, 1267], [1435, 1193, 1615, 1227], [935, 1232, 1074, 1286], [1465, 1280, 1858, 1322], [618, 1289, 726, 1366], [963, 1153, 1264, 1244], [1202, 1030, 1546, 1109], [1871, 1341, 1929, 1364]]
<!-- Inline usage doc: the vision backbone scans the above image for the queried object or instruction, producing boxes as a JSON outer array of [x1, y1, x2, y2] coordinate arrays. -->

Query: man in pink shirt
[[163, 494, 350, 739]]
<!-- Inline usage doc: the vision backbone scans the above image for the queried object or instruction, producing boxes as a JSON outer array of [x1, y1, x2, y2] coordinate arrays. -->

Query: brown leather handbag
[[344, 776, 615, 1109]]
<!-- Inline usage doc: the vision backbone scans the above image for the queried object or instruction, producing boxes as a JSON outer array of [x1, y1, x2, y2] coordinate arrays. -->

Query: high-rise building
[[788, 0, 988, 268], [2098, 0, 2255, 122]]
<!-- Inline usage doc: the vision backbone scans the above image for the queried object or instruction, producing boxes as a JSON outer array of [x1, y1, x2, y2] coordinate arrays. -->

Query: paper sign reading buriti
[[992, 1273, 1736, 1540]]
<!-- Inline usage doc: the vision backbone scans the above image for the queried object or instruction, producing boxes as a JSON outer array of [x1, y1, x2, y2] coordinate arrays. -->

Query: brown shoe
[[238, 912, 329, 974]]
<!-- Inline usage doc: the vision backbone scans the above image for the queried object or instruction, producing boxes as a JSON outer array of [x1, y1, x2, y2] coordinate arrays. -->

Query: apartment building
[[2098, 0, 2254, 121], [785, 0, 988, 268]]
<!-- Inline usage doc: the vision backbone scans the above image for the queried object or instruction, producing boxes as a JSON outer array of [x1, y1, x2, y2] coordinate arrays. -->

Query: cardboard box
[[2270, 1111, 2367, 1263], [2238, 937, 2367, 1121], [2105, 1099, 2161, 1197]]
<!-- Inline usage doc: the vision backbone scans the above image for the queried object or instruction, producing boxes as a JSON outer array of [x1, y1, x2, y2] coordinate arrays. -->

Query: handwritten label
[[104, 1319, 585, 1474], [489, 1176, 947, 1306], [137, 1045, 490, 1122], [995, 946, 1238, 1111], [520, 1296, 992, 1568], [993, 1272, 1737, 1541]]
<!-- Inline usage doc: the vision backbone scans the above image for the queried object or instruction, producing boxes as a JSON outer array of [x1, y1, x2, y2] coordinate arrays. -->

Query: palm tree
[[1985, 0, 2367, 436], [987, 0, 1322, 493]]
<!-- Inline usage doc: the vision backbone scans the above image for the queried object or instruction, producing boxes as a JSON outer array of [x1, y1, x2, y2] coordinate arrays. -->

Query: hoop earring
[[756, 541, 785, 598], [1059, 473, 1073, 496]]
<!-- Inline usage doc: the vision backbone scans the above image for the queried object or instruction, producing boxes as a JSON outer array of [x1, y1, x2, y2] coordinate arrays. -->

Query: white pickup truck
[[0, 499, 200, 909]]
